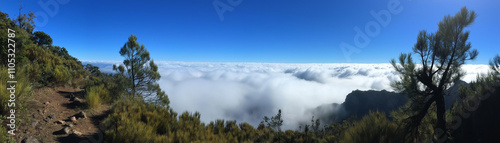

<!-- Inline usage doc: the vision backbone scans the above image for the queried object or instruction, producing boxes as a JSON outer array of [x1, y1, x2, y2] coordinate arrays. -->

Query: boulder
[[72, 98, 84, 106], [77, 111, 87, 119], [65, 123, 74, 127], [70, 116, 77, 122], [56, 120, 65, 124], [63, 127, 71, 134], [72, 130, 83, 137]]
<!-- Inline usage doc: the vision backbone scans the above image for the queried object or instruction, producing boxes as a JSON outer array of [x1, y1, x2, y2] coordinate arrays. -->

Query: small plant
[[86, 85, 108, 109]]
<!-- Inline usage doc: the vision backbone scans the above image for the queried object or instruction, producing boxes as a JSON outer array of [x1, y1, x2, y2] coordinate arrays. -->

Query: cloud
[[83, 61, 490, 130]]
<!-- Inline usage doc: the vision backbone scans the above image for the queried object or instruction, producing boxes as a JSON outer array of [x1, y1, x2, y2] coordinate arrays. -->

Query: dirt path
[[16, 87, 110, 143]]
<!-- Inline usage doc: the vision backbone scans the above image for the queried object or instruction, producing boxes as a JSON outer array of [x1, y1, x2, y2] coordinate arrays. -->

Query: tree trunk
[[435, 91, 447, 142], [132, 60, 135, 97]]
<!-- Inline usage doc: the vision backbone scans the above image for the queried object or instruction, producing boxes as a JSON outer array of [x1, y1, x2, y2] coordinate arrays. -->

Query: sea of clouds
[[84, 61, 490, 130]]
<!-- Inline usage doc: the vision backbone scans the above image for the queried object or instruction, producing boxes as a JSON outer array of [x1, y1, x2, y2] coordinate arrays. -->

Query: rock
[[44, 101, 50, 105], [43, 118, 50, 122], [32, 114, 38, 119], [74, 97, 82, 102], [77, 111, 87, 119], [21, 136, 39, 143], [35, 124, 42, 130], [64, 123, 74, 127], [56, 120, 65, 124], [72, 98, 84, 106], [48, 114, 55, 119], [72, 130, 83, 137], [31, 120, 38, 127], [63, 127, 71, 134], [70, 116, 77, 122]]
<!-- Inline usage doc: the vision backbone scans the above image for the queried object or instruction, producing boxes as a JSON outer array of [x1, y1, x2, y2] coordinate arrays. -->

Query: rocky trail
[[15, 87, 110, 143]]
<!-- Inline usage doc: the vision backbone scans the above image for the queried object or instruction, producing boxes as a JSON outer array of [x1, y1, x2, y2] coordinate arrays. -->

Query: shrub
[[24, 45, 86, 87], [85, 85, 108, 109], [0, 121, 7, 143], [103, 97, 177, 142], [54, 65, 71, 84], [0, 66, 32, 114], [83, 71, 130, 104], [341, 111, 403, 143]]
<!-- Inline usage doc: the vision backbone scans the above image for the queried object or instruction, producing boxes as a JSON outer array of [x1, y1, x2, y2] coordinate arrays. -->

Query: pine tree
[[114, 34, 169, 105], [490, 55, 500, 80], [32, 31, 52, 46], [263, 109, 284, 131], [391, 7, 477, 141]]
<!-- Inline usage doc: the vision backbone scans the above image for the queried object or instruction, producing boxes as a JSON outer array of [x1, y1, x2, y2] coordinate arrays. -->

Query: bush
[[103, 97, 177, 142], [54, 65, 71, 83], [25, 44, 86, 87], [0, 66, 32, 114], [0, 121, 7, 143], [341, 111, 403, 143], [83, 73, 129, 103], [85, 85, 108, 109]]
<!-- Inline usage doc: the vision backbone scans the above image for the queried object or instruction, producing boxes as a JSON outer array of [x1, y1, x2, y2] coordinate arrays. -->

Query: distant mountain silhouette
[[312, 80, 469, 125], [311, 90, 407, 125], [342, 90, 407, 119]]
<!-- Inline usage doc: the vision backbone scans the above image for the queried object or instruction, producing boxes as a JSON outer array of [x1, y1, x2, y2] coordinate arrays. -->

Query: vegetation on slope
[[0, 6, 499, 143]]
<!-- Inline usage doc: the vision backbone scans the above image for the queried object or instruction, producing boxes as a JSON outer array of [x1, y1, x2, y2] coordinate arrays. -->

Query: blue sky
[[0, 0, 498, 64]]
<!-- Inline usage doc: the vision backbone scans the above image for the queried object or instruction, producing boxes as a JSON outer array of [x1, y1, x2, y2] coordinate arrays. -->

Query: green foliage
[[448, 60, 500, 142], [103, 97, 177, 143], [54, 65, 71, 83], [341, 111, 403, 143], [31, 31, 52, 46], [0, 12, 15, 66], [18, 42, 85, 87], [0, 12, 31, 66], [83, 65, 130, 103], [113, 35, 167, 105], [14, 10, 35, 34], [262, 109, 284, 131], [85, 85, 109, 109], [0, 11, 86, 88], [391, 103, 436, 141], [490, 55, 500, 81], [0, 124, 6, 143], [84, 64, 102, 77], [0, 66, 32, 114], [390, 7, 477, 138], [104, 97, 351, 142], [310, 116, 321, 133], [0, 66, 32, 143]]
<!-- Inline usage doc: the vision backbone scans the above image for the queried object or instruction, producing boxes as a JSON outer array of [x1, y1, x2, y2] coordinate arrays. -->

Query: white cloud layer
[[83, 61, 490, 130]]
